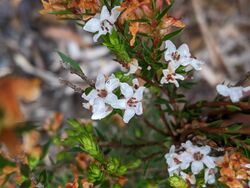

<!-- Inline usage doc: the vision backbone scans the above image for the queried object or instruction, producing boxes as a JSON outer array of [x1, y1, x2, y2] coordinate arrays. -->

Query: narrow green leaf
[[157, 29, 184, 48], [57, 51, 83, 73], [155, 0, 174, 21], [227, 124, 242, 132]]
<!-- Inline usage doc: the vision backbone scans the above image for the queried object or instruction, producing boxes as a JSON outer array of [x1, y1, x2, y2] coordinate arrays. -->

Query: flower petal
[[91, 98, 112, 120], [135, 102, 143, 115], [105, 93, 118, 106], [229, 88, 243, 103], [100, 6, 110, 21], [112, 99, 127, 109], [165, 40, 176, 55], [106, 77, 120, 92], [202, 156, 215, 169], [95, 73, 106, 90], [120, 83, 134, 98], [110, 6, 121, 23], [191, 161, 204, 175], [178, 43, 190, 57], [134, 86, 145, 101], [83, 18, 101, 33], [123, 108, 135, 123], [216, 84, 230, 97], [82, 90, 98, 103]]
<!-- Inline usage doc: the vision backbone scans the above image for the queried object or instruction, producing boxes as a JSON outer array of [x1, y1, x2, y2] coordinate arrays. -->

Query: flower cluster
[[165, 141, 220, 187], [82, 73, 145, 123], [161, 40, 203, 87], [217, 152, 250, 188]]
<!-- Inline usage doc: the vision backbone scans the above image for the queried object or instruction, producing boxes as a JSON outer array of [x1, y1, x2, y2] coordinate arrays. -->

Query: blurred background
[[0, 0, 249, 185]]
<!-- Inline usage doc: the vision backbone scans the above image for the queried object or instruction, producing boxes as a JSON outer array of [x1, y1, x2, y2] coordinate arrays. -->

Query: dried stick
[[60, 61, 95, 87], [158, 105, 176, 142], [191, 0, 231, 77], [59, 78, 84, 94]]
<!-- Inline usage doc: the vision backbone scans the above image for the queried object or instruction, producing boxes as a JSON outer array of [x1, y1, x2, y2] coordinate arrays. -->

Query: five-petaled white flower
[[113, 83, 145, 123], [181, 141, 216, 175], [82, 73, 120, 120], [216, 84, 250, 103], [125, 58, 141, 75], [83, 6, 121, 42], [160, 63, 184, 87], [165, 145, 190, 176], [165, 40, 203, 71]]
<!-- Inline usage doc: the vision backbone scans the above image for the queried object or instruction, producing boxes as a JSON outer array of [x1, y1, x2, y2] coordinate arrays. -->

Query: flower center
[[193, 152, 204, 161], [171, 51, 180, 60], [166, 73, 175, 81], [173, 157, 182, 165], [97, 89, 108, 98], [101, 20, 113, 32], [127, 97, 138, 107]]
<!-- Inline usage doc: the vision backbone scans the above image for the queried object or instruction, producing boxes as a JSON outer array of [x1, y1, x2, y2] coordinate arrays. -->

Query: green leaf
[[227, 124, 242, 132], [20, 164, 30, 178], [20, 180, 31, 188], [226, 105, 242, 112], [157, 29, 184, 48], [155, 1, 174, 21], [0, 156, 15, 168], [57, 51, 83, 73]]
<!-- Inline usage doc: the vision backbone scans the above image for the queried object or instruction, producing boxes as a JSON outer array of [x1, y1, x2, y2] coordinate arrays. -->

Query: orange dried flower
[[217, 152, 250, 188], [118, 0, 185, 46], [40, 0, 100, 20]]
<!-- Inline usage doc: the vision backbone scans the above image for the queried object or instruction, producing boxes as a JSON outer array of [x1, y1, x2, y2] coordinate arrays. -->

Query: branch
[[143, 117, 169, 136], [59, 78, 84, 94], [158, 105, 176, 142], [60, 61, 95, 87]]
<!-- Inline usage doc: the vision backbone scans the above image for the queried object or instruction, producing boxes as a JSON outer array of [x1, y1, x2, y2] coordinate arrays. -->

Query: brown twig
[[60, 61, 95, 87], [59, 78, 83, 94], [158, 105, 176, 142], [143, 117, 169, 136], [141, 151, 163, 161]]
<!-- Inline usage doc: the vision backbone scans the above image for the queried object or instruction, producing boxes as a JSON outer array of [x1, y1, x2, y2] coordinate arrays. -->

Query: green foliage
[[57, 51, 83, 74], [88, 163, 105, 183], [102, 30, 131, 62], [168, 175, 187, 188], [66, 119, 104, 162]]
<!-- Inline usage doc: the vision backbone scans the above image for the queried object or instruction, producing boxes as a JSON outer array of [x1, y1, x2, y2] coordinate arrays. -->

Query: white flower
[[181, 141, 216, 175], [160, 62, 184, 87], [113, 83, 145, 123], [125, 58, 141, 75], [91, 98, 113, 120], [165, 40, 203, 71], [182, 58, 204, 72], [216, 84, 250, 103], [165, 145, 190, 176], [165, 40, 191, 68], [82, 73, 120, 120], [180, 171, 196, 185], [83, 6, 121, 42], [204, 168, 216, 185]]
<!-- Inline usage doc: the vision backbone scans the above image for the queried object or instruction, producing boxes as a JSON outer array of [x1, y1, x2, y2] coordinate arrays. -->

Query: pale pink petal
[[83, 18, 101, 33], [123, 108, 136, 123], [120, 83, 134, 98]]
